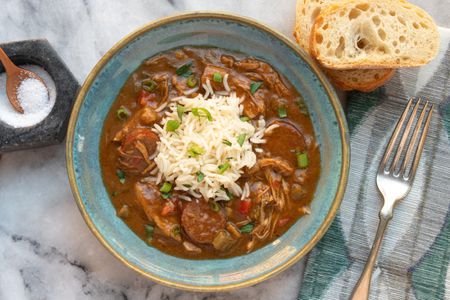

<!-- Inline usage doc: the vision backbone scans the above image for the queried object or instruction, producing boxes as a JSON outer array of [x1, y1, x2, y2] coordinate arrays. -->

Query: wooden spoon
[[0, 47, 48, 114]]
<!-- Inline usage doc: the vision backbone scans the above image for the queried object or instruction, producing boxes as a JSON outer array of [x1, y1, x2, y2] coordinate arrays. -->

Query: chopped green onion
[[196, 171, 205, 182], [225, 189, 234, 200], [177, 105, 185, 121], [218, 162, 230, 174], [166, 120, 180, 132], [250, 82, 263, 95], [142, 78, 157, 92], [183, 184, 192, 188], [186, 75, 198, 87], [145, 224, 154, 243], [213, 72, 223, 83], [145, 224, 154, 235], [172, 226, 181, 237], [296, 152, 309, 168], [188, 143, 205, 157], [210, 201, 220, 212], [222, 139, 232, 146], [220, 187, 234, 200], [240, 116, 250, 122], [240, 222, 254, 233], [278, 106, 287, 118], [176, 62, 193, 77], [161, 193, 171, 199], [111, 191, 118, 197], [192, 107, 213, 121], [160, 182, 172, 193], [296, 97, 309, 115], [116, 169, 125, 184], [116, 106, 131, 120], [237, 134, 246, 147]]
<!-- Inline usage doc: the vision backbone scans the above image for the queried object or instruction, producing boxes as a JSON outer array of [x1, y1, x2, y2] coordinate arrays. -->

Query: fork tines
[[379, 97, 433, 180]]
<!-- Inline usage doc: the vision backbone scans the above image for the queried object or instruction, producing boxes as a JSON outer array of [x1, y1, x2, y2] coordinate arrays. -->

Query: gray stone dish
[[0, 39, 79, 153]]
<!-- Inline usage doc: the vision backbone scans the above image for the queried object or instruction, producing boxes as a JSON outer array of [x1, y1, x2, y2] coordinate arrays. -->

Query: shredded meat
[[250, 157, 294, 177], [152, 74, 169, 103], [113, 107, 160, 142], [201, 64, 266, 118], [234, 58, 290, 97], [220, 55, 235, 68], [201, 65, 230, 92]]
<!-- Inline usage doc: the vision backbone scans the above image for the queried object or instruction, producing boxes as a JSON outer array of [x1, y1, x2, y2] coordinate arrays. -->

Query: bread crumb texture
[[310, 0, 440, 69]]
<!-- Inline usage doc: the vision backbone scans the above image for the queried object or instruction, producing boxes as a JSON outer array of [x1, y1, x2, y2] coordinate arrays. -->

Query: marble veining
[[0, 0, 448, 299]]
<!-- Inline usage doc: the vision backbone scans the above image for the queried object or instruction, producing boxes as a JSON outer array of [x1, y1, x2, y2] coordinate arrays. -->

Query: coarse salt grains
[[17, 78, 49, 113], [0, 65, 56, 128]]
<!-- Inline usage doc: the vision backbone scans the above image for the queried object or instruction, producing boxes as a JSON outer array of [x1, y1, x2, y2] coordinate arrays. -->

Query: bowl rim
[[66, 11, 350, 292]]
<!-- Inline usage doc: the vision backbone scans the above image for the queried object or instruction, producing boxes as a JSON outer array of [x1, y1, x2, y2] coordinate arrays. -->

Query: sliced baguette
[[294, 0, 395, 92], [310, 0, 439, 69], [294, 0, 337, 50]]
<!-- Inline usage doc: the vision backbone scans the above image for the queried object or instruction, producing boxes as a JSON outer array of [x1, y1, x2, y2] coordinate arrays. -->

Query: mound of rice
[[152, 92, 266, 201]]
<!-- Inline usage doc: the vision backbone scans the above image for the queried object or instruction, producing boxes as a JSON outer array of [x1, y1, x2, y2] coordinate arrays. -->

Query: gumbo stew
[[100, 47, 320, 259]]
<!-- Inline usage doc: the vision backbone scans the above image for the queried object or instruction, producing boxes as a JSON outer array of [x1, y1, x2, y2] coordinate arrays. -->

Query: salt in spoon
[[0, 46, 48, 114]]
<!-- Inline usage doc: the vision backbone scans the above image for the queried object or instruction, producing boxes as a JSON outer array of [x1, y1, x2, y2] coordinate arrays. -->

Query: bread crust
[[325, 68, 395, 92]]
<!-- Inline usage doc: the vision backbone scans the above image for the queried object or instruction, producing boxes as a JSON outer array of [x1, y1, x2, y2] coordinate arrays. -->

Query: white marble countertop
[[0, 1, 448, 299]]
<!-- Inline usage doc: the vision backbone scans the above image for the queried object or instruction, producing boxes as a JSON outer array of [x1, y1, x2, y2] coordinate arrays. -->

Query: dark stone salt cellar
[[0, 39, 79, 153]]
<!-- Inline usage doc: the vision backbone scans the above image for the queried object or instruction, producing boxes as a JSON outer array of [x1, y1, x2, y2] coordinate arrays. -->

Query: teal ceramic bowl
[[66, 12, 349, 291]]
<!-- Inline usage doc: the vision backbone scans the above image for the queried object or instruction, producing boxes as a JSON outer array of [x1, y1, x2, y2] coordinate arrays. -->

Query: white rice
[[183, 86, 199, 96], [241, 182, 250, 200], [148, 151, 158, 160], [155, 101, 169, 112], [153, 92, 266, 200], [215, 91, 230, 96], [265, 123, 280, 135], [205, 78, 214, 95], [178, 195, 192, 202], [223, 73, 230, 92], [202, 83, 210, 99]]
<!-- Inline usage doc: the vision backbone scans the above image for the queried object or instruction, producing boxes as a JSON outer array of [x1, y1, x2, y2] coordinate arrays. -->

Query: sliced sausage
[[135, 182, 181, 242], [118, 128, 158, 175], [181, 200, 226, 244]]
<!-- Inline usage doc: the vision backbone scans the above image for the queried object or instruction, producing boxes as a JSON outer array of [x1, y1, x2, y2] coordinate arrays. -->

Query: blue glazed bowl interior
[[70, 13, 348, 290]]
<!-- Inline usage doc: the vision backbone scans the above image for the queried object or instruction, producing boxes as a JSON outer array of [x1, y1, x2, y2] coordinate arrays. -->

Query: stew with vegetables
[[100, 47, 320, 259]]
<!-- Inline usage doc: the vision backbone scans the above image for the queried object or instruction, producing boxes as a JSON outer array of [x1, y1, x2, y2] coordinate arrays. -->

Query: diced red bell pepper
[[238, 200, 252, 215], [137, 90, 157, 107], [272, 179, 281, 189], [161, 200, 178, 216], [277, 217, 290, 227]]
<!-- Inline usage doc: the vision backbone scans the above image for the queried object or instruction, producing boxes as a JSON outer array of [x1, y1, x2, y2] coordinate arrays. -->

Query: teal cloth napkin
[[299, 27, 450, 300]]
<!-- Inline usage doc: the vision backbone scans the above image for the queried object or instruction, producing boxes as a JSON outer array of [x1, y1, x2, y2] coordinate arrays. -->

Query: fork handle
[[350, 215, 392, 300]]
